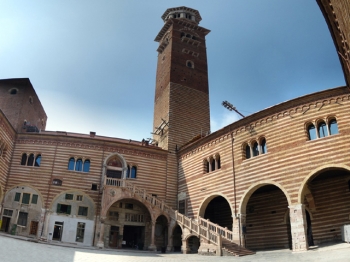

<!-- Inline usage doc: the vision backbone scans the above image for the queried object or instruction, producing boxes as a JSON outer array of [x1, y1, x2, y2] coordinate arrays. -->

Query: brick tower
[[153, 7, 211, 151]]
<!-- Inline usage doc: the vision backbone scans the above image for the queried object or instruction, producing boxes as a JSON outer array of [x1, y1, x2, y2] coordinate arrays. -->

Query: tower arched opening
[[186, 235, 200, 253], [243, 184, 291, 250], [300, 167, 350, 246]]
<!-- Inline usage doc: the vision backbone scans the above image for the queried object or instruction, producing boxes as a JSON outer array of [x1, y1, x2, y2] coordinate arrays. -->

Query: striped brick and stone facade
[[0, 2, 349, 257]]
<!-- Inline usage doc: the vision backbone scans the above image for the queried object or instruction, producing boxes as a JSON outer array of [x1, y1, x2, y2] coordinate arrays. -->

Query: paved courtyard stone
[[0, 236, 349, 262]]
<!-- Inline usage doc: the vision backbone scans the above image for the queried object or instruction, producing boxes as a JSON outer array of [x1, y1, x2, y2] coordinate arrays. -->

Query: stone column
[[239, 214, 246, 247], [167, 223, 173, 252], [96, 217, 106, 248], [118, 225, 124, 249], [289, 204, 308, 251], [148, 220, 157, 251], [231, 215, 240, 243], [182, 239, 189, 254]]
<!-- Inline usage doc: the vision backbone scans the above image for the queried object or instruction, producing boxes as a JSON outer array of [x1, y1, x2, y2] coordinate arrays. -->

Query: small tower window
[[252, 142, 259, 157], [245, 145, 251, 159], [187, 61, 194, 68], [9, 88, 17, 95]]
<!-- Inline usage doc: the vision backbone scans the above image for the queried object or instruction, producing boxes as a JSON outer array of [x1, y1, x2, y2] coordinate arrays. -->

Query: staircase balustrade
[[104, 177, 236, 246]]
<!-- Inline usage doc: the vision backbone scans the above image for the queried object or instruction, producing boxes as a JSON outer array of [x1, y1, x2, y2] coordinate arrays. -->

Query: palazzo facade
[[0, 2, 349, 256]]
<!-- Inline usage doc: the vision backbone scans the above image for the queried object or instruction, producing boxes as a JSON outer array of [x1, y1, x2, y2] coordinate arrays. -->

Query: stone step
[[222, 239, 255, 257]]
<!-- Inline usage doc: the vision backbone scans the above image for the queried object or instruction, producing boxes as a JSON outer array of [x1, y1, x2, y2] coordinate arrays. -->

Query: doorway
[[30, 221, 39, 236], [306, 211, 314, 247], [52, 222, 63, 241], [109, 226, 119, 248], [1, 217, 11, 232], [123, 226, 145, 249]]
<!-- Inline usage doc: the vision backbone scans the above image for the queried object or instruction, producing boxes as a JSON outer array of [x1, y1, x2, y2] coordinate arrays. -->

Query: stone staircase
[[105, 178, 254, 256]]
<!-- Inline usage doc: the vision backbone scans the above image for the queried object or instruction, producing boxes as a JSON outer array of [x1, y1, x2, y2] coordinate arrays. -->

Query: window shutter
[[57, 203, 61, 213], [31, 194, 38, 204], [67, 205, 71, 215], [14, 192, 21, 202]]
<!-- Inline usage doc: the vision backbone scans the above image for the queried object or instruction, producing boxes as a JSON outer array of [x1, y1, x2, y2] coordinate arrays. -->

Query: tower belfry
[[153, 6, 211, 150]]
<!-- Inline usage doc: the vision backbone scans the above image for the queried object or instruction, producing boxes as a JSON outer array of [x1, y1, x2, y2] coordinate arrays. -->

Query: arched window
[[21, 153, 27, 166], [187, 61, 193, 68], [260, 139, 267, 154], [329, 119, 339, 135], [252, 142, 259, 157], [131, 166, 137, 178], [27, 154, 34, 166], [83, 159, 90, 172], [68, 157, 75, 170], [216, 155, 221, 169], [204, 159, 209, 173], [245, 145, 251, 159], [318, 121, 327, 138], [307, 124, 317, 140], [75, 159, 83, 171], [35, 155, 41, 167], [211, 158, 215, 172], [127, 165, 130, 178]]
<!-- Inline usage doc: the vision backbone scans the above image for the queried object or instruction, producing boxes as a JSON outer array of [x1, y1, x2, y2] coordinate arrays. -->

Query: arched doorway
[[199, 196, 233, 230], [186, 236, 200, 253], [243, 184, 291, 250], [300, 167, 350, 245], [172, 224, 182, 252], [155, 215, 168, 251], [105, 199, 151, 250]]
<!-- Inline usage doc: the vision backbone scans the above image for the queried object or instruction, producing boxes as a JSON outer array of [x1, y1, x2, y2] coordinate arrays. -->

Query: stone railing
[[105, 177, 233, 246], [105, 177, 175, 218]]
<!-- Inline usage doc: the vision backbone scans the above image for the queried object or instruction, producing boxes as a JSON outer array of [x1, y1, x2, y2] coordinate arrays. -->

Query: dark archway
[[172, 224, 182, 252], [301, 168, 350, 245], [245, 185, 291, 250], [203, 196, 232, 230], [187, 236, 200, 253], [155, 215, 168, 251]]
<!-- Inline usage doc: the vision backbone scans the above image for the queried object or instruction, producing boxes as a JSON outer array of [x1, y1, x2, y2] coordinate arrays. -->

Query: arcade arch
[[298, 165, 350, 245], [105, 198, 152, 249], [198, 194, 233, 230], [239, 182, 291, 250]]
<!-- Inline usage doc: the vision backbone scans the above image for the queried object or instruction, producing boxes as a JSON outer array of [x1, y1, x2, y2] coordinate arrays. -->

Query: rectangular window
[[76, 222, 85, 242], [57, 204, 71, 214], [78, 206, 88, 216], [65, 194, 73, 200], [109, 211, 119, 221], [178, 200, 186, 215], [14, 192, 21, 202], [17, 212, 28, 226], [91, 184, 98, 191], [3, 209, 13, 217], [22, 193, 30, 204], [125, 203, 133, 209], [76, 195, 83, 201], [31, 194, 38, 204]]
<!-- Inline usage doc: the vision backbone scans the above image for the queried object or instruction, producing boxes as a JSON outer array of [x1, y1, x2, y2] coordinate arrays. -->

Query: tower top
[[161, 6, 202, 25]]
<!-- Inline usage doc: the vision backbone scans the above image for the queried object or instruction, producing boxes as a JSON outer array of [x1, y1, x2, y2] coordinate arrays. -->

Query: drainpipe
[[41, 139, 59, 239], [230, 129, 240, 245], [93, 143, 105, 246]]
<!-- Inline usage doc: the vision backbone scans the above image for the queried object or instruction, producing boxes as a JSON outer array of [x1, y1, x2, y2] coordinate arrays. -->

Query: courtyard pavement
[[0, 233, 349, 262]]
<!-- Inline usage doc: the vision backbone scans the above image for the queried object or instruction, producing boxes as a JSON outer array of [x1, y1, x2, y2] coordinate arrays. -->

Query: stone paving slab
[[0, 235, 349, 262]]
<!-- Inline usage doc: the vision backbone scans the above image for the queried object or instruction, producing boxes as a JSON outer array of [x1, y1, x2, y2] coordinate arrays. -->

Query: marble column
[[97, 217, 106, 248], [289, 204, 308, 251], [148, 220, 157, 251]]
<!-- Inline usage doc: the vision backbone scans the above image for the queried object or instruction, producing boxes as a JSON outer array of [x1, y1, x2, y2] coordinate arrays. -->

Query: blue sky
[[0, 1, 345, 141]]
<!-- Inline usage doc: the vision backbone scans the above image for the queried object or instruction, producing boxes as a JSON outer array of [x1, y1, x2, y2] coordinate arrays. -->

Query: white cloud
[[211, 111, 240, 133]]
